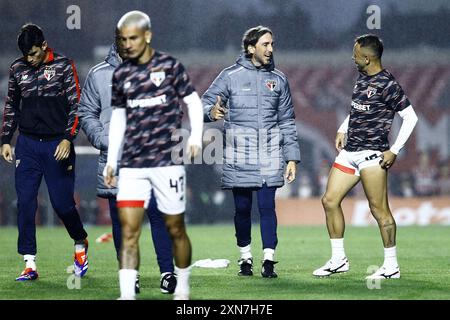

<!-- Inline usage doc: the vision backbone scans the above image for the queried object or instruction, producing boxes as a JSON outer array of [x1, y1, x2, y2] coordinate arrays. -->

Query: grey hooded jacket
[[202, 54, 301, 189], [78, 45, 120, 197]]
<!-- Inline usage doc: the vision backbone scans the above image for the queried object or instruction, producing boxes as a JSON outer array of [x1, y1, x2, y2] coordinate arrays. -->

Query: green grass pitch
[[0, 225, 449, 300]]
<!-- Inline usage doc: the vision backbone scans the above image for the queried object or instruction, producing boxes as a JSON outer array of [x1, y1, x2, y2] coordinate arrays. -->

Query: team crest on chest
[[43, 66, 56, 81], [265, 79, 277, 91], [366, 86, 377, 98], [150, 71, 166, 87]]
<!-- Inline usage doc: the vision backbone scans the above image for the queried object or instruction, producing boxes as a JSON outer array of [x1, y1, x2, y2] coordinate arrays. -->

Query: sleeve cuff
[[389, 146, 400, 155], [64, 133, 75, 142], [203, 105, 215, 122], [1, 136, 12, 145]]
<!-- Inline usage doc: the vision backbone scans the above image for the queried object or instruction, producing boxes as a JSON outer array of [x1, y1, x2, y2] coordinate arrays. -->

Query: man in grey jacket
[[77, 40, 176, 294], [202, 26, 301, 278]]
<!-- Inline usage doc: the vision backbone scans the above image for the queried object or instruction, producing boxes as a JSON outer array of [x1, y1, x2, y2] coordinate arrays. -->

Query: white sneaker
[[173, 292, 189, 300], [365, 266, 400, 280], [117, 296, 136, 300], [313, 257, 349, 277]]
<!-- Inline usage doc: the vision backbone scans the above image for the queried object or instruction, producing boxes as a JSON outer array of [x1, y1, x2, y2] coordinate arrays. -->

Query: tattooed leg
[[360, 165, 397, 248]]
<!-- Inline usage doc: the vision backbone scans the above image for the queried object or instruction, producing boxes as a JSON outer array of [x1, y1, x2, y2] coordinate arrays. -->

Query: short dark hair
[[17, 23, 45, 55], [242, 26, 273, 57], [355, 34, 383, 59]]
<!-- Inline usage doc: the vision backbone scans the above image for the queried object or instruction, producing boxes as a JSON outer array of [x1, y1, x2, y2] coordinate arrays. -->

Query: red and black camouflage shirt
[[1, 48, 80, 144], [345, 69, 411, 152], [111, 50, 195, 169]]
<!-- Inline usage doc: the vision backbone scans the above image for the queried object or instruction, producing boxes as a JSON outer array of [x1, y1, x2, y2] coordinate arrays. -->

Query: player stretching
[[313, 34, 418, 280], [104, 11, 203, 300]]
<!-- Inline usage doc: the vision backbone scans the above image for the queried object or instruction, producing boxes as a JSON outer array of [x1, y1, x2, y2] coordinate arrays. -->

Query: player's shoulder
[[374, 68, 399, 84], [270, 68, 288, 82], [89, 61, 113, 76], [381, 69, 397, 81], [9, 56, 26, 70], [113, 59, 133, 78], [83, 61, 113, 86], [9, 57, 37, 78], [52, 51, 72, 65], [155, 50, 177, 63], [379, 69, 403, 90], [222, 63, 245, 78], [154, 51, 188, 72]]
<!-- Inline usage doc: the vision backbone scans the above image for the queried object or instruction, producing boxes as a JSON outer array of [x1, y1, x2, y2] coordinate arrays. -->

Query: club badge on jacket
[[265, 79, 277, 91], [44, 67, 56, 81]]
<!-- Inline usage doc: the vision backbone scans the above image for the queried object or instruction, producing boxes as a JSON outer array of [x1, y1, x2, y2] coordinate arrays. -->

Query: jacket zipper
[[257, 69, 264, 186], [36, 65, 41, 140]]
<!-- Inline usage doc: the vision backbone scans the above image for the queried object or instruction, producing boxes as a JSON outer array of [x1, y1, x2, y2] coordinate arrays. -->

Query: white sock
[[75, 243, 86, 252], [174, 266, 191, 296], [383, 246, 398, 269], [239, 245, 252, 260], [330, 238, 346, 261], [119, 269, 138, 299], [24, 255, 36, 270], [263, 248, 275, 261]]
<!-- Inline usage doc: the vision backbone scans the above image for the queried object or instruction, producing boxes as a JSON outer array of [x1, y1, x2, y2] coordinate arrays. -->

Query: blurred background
[[0, 0, 449, 227]]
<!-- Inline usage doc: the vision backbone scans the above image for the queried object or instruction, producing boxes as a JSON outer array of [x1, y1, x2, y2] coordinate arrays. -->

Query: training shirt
[[111, 50, 195, 168], [1, 48, 80, 144], [345, 69, 411, 152]]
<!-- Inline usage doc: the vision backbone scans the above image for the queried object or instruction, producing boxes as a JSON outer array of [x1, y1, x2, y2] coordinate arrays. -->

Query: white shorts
[[116, 165, 186, 215], [333, 149, 383, 176]]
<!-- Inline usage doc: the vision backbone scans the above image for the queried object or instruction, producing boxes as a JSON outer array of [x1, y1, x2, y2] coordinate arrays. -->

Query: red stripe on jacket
[[70, 61, 80, 136]]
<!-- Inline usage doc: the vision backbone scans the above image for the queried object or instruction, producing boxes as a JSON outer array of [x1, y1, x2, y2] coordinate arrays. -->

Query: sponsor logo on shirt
[[351, 100, 370, 111], [127, 94, 167, 108]]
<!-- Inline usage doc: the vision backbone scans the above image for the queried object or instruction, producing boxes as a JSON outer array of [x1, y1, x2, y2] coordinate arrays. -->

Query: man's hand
[[187, 144, 201, 159], [1, 144, 13, 163], [335, 132, 346, 152], [285, 161, 297, 184], [54, 139, 71, 161], [380, 150, 397, 170], [103, 165, 117, 188], [210, 96, 226, 120], [186, 134, 202, 160]]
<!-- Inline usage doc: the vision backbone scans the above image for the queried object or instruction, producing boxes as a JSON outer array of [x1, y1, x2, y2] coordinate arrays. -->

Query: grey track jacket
[[202, 54, 301, 189], [78, 45, 120, 197]]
